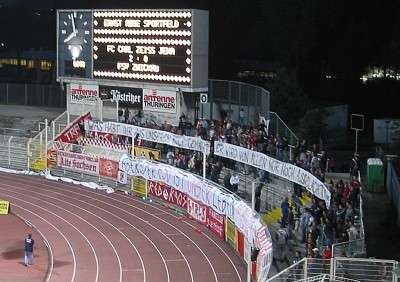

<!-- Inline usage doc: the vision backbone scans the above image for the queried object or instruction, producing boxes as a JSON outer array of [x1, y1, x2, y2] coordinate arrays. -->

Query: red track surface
[[0, 172, 246, 282]]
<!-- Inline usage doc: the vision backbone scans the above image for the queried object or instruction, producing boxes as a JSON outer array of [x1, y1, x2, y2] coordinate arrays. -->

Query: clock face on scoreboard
[[58, 11, 93, 78]]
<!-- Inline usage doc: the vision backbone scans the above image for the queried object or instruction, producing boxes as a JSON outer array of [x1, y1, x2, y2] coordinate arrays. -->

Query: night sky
[[1, 0, 400, 122]]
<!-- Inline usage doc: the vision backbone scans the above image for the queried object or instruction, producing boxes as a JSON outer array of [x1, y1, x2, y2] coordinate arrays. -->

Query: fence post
[[8, 136, 13, 168], [6, 83, 9, 104], [25, 84, 28, 105]]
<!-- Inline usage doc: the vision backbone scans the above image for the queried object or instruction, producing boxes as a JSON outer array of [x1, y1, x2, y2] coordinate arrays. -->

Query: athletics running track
[[0, 171, 246, 282]]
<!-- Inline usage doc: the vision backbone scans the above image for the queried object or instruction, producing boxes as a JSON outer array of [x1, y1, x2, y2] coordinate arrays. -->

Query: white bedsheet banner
[[85, 120, 210, 154], [119, 154, 238, 218], [214, 141, 331, 207]]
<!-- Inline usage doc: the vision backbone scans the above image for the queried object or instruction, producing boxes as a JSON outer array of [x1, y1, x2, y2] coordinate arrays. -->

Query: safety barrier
[[267, 257, 399, 281]]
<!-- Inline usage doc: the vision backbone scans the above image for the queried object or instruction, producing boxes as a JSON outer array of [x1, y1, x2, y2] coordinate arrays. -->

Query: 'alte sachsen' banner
[[57, 151, 99, 174]]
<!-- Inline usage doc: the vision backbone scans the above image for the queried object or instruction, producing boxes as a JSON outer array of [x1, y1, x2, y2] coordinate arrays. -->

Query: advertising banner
[[187, 197, 207, 226], [147, 180, 187, 209], [226, 218, 237, 248], [132, 176, 147, 197], [57, 150, 99, 174], [70, 83, 99, 105], [143, 89, 177, 113], [47, 148, 58, 168], [0, 201, 10, 214], [207, 207, 225, 240], [99, 85, 143, 109]]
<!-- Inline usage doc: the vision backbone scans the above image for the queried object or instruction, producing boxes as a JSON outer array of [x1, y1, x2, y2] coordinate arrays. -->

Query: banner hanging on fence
[[85, 120, 210, 154], [214, 141, 331, 207], [118, 154, 238, 218], [57, 151, 99, 174], [148, 180, 187, 209]]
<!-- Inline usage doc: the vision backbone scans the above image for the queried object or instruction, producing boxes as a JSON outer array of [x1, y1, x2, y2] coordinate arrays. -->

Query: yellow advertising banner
[[128, 146, 161, 161], [0, 200, 10, 214], [132, 176, 147, 197], [226, 218, 237, 248]]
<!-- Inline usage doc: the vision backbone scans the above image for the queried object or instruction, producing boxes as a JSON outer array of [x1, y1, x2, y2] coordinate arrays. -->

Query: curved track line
[[15, 213, 55, 282], [0, 173, 246, 281], [4, 202, 76, 281]]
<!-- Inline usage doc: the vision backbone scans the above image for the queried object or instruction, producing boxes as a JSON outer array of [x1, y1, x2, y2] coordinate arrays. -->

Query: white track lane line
[[14, 213, 55, 282], [3, 202, 76, 282]]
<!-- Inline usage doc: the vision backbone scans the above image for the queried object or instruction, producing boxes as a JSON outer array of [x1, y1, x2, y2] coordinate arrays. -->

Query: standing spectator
[[230, 173, 240, 193], [223, 169, 232, 192], [166, 148, 175, 165], [292, 250, 303, 280], [287, 206, 295, 239], [255, 182, 264, 212], [239, 108, 245, 127], [118, 108, 123, 122], [335, 203, 346, 238], [275, 228, 289, 263], [350, 153, 361, 181], [24, 233, 35, 266], [319, 150, 328, 174], [281, 197, 289, 227], [123, 107, 130, 123], [323, 245, 332, 268], [300, 208, 312, 244], [299, 139, 308, 161]]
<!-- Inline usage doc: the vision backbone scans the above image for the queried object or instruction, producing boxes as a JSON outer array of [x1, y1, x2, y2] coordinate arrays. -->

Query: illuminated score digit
[[73, 60, 86, 68]]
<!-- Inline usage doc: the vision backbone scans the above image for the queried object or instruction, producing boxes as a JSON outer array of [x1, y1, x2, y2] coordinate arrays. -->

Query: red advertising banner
[[237, 230, 245, 258], [56, 112, 92, 143], [99, 158, 119, 179], [148, 180, 187, 209], [206, 207, 225, 240], [187, 197, 207, 226], [47, 148, 58, 168]]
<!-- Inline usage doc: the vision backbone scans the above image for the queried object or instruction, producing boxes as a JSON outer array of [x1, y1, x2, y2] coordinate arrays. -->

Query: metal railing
[[267, 257, 399, 281], [0, 83, 65, 107], [387, 159, 400, 228]]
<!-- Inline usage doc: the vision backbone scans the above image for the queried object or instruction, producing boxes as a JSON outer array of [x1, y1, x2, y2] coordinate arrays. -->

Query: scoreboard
[[57, 9, 209, 89]]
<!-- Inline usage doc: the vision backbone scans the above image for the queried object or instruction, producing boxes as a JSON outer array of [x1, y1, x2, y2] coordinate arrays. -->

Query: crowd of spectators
[[83, 108, 367, 276]]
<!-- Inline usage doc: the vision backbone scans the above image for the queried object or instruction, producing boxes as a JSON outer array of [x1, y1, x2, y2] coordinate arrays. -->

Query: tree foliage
[[266, 68, 308, 128], [295, 108, 329, 146]]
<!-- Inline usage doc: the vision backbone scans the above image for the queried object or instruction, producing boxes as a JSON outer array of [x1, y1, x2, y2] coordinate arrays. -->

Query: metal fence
[[0, 83, 65, 107], [207, 79, 270, 126], [267, 257, 399, 281], [387, 158, 400, 228]]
